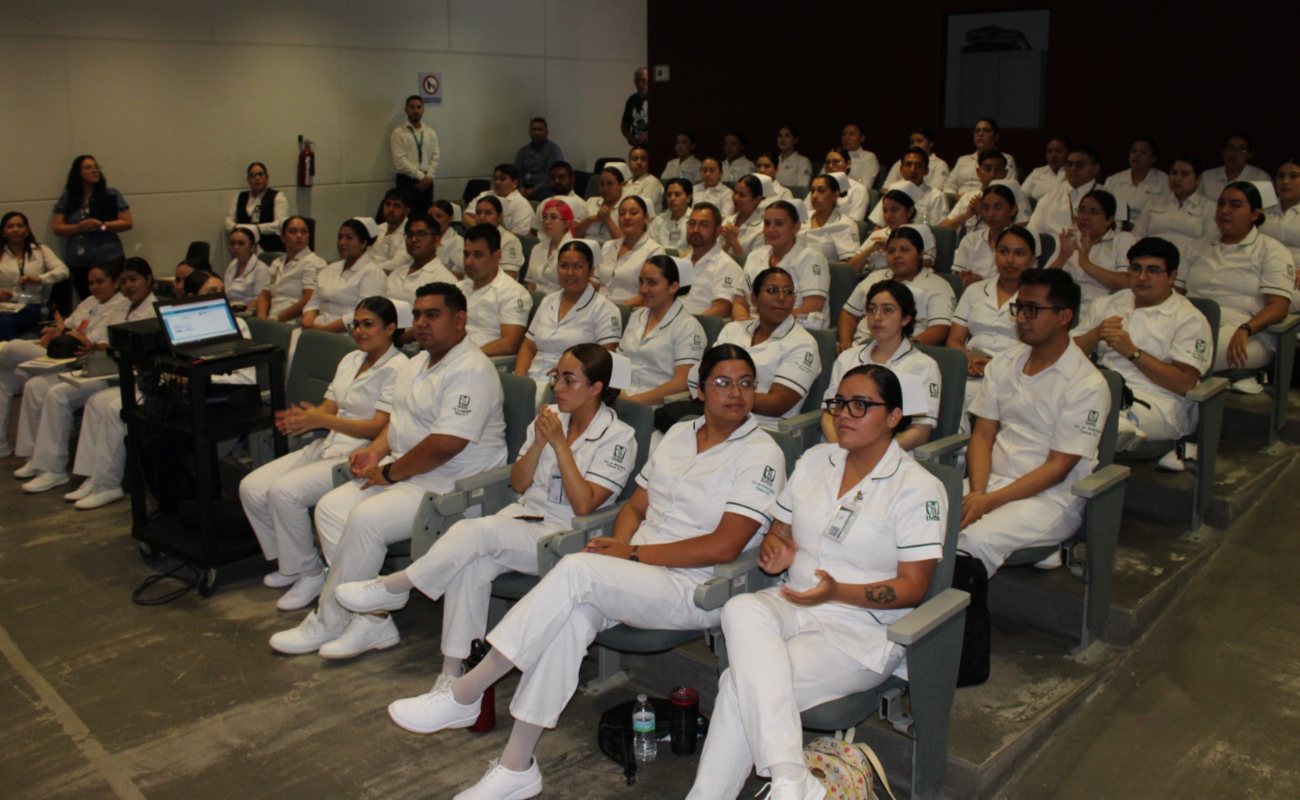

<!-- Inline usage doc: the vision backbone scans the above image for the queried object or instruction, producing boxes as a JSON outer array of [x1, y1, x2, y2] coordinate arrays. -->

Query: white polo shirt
[[65, 293, 127, 345], [869, 183, 950, 226], [1177, 229, 1296, 351], [1104, 169, 1170, 218], [952, 228, 999, 280], [310, 345, 408, 459], [721, 156, 755, 183], [1021, 165, 1067, 201], [945, 151, 1019, 195], [777, 153, 813, 189], [633, 415, 786, 579], [883, 154, 951, 192], [692, 184, 735, 217], [661, 156, 702, 185], [954, 278, 1020, 356], [799, 210, 861, 262], [847, 267, 956, 343], [438, 228, 465, 276], [1261, 205, 1300, 263], [508, 403, 636, 527], [705, 316, 822, 428], [741, 241, 831, 319], [681, 243, 746, 315], [847, 148, 881, 188], [969, 342, 1110, 509], [471, 190, 534, 236], [223, 257, 269, 306], [944, 188, 1031, 232], [1080, 289, 1212, 435], [526, 232, 571, 294], [583, 197, 623, 244], [383, 337, 507, 492], [497, 227, 526, 275], [723, 210, 766, 256], [1132, 194, 1216, 256], [597, 235, 667, 303], [826, 338, 942, 426], [1199, 164, 1271, 202], [265, 248, 326, 317], [304, 253, 386, 325], [1059, 228, 1136, 305], [619, 299, 706, 395], [1028, 179, 1098, 235], [625, 175, 664, 211], [371, 221, 413, 274], [462, 269, 532, 348], [647, 210, 689, 250], [384, 257, 457, 305], [772, 440, 945, 672], [525, 284, 623, 380], [808, 176, 869, 221]]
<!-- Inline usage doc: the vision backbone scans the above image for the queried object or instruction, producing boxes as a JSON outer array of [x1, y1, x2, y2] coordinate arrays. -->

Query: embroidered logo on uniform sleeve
[[812, 262, 822, 275], [926, 501, 940, 521], [515, 299, 525, 312], [613, 445, 627, 462], [692, 333, 703, 350], [1194, 339, 1208, 361], [1079, 408, 1103, 436], [754, 464, 778, 497], [800, 351, 816, 372], [605, 444, 629, 471], [930, 382, 939, 398], [455, 394, 472, 416], [723, 276, 734, 287]]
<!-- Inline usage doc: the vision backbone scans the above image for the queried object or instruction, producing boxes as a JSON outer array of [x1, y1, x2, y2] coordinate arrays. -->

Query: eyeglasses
[[759, 286, 796, 297], [705, 377, 756, 393], [1009, 302, 1066, 319], [1126, 264, 1168, 276], [865, 303, 899, 316], [547, 370, 592, 389], [539, 214, 565, 223], [404, 230, 435, 240], [825, 397, 888, 417], [1064, 159, 1092, 168], [346, 318, 383, 332]]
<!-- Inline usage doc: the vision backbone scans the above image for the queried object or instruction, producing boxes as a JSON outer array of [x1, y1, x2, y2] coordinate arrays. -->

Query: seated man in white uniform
[[460, 223, 532, 357], [960, 269, 1111, 576], [470, 195, 526, 278], [270, 282, 507, 658], [1029, 145, 1102, 235], [867, 148, 950, 227], [370, 188, 415, 274], [465, 163, 533, 236], [384, 213, 457, 343], [1074, 237, 1212, 470], [682, 203, 746, 317], [939, 150, 1030, 233], [1022, 136, 1070, 202]]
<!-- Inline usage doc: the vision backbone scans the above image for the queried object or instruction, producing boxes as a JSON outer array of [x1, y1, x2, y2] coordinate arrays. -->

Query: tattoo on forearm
[[864, 584, 896, 606]]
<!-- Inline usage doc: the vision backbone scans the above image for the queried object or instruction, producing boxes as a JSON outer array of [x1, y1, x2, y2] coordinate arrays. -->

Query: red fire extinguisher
[[297, 136, 315, 188]]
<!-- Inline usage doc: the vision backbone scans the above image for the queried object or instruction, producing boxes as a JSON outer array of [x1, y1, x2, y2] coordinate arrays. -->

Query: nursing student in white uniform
[[574, 162, 630, 246], [239, 296, 407, 610], [841, 225, 955, 349], [516, 239, 623, 405], [256, 216, 325, 323], [882, 126, 951, 192], [661, 132, 703, 184], [1261, 158, 1300, 309], [270, 282, 507, 658], [618, 256, 707, 405], [597, 195, 666, 305], [1177, 181, 1294, 389], [470, 196, 525, 279], [369, 189, 415, 274], [464, 164, 533, 236], [647, 178, 693, 250], [302, 218, 386, 333], [625, 147, 664, 212], [868, 149, 951, 227], [848, 186, 929, 275], [721, 130, 755, 183], [753, 153, 796, 203], [68, 270, 257, 511], [333, 345, 636, 704], [950, 183, 1024, 287], [840, 121, 881, 189], [945, 117, 1018, 195], [816, 147, 869, 221], [222, 225, 269, 310], [1074, 237, 1212, 469], [687, 365, 946, 800], [960, 269, 1110, 576], [694, 157, 736, 218], [710, 267, 821, 429], [1104, 137, 1169, 220], [15, 258, 154, 494], [821, 280, 941, 452], [460, 223, 532, 357], [526, 196, 580, 294], [800, 174, 860, 263], [1045, 189, 1135, 305], [735, 201, 830, 329], [431, 201, 465, 277], [775, 126, 813, 190], [1199, 133, 1271, 202], [384, 213, 457, 310], [0, 211, 68, 341], [1132, 155, 1217, 259], [721, 175, 770, 260], [1029, 145, 1101, 236], [389, 344, 786, 800], [683, 203, 747, 318], [939, 150, 1029, 234], [1020, 136, 1070, 202]]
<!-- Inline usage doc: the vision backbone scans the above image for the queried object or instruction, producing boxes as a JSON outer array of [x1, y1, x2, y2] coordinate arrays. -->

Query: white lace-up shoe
[[13, 461, 38, 479], [269, 611, 341, 655], [64, 481, 97, 501], [388, 685, 481, 734], [453, 758, 543, 800], [317, 613, 400, 659], [758, 771, 827, 800], [75, 487, 124, 509], [263, 570, 298, 589], [276, 570, 327, 611], [22, 471, 69, 493], [335, 577, 410, 613]]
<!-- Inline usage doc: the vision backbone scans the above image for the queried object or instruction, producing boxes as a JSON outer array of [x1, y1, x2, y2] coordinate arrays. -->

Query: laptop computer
[[154, 293, 276, 361]]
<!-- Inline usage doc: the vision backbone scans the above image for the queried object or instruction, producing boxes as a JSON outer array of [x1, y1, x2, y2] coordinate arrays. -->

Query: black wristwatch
[[1238, 323, 1253, 337], [381, 463, 396, 484], [629, 545, 640, 563]]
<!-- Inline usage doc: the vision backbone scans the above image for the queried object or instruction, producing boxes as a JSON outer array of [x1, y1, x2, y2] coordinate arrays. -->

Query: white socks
[[383, 571, 414, 594], [501, 720, 544, 772], [452, 649, 513, 706]]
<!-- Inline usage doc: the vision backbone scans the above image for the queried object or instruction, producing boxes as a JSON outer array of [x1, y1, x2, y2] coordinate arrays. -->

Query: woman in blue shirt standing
[[51, 155, 133, 315]]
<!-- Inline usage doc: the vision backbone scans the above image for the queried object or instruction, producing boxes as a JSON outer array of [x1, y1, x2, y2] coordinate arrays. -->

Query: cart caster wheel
[[139, 542, 159, 563], [198, 568, 218, 597]]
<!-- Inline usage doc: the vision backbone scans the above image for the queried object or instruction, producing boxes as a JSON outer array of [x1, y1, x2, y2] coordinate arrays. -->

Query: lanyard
[[409, 126, 424, 163]]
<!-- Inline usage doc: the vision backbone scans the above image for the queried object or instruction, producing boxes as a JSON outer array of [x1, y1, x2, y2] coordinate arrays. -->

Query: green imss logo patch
[[926, 501, 940, 521]]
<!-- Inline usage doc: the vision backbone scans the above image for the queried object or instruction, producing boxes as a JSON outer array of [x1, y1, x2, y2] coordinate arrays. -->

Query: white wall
[[0, 0, 645, 274]]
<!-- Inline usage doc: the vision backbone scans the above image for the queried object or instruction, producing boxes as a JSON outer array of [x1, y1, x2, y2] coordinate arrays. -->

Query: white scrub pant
[[72, 387, 130, 489], [1119, 393, 1190, 444], [0, 340, 45, 452], [238, 449, 340, 575], [687, 591, 902, 800], [15, 374, 105, 473], [957, 475, 1082, 577], [406, 514, 561, 660], [1212, 324, 1274, 372], [487, 553, 718, 729]]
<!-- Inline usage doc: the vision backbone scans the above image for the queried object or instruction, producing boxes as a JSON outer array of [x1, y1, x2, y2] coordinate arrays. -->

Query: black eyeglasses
[[1126, 264, 1168, 276], [825, 397, 888, 418], [1009, 302, 1066, 320]]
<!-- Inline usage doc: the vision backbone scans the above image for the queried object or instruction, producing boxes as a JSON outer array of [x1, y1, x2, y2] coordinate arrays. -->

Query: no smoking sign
[[419, 72, 443, 105]]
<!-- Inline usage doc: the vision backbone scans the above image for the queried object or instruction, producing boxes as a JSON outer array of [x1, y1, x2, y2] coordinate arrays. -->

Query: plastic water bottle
[[632, 694, 657, 762]]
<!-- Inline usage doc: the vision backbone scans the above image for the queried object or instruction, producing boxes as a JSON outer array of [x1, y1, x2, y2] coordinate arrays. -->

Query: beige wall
[[0, 0, 645, 275]]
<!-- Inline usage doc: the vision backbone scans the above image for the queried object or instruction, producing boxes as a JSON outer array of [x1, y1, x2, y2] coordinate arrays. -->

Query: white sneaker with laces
[[269, 610, 342, 655], [13, 461, 38, 479], [388, 685, 481, 734], [318, 612, 400, 659], [75, 487, 124, 510], [1230, 376, 1264, 395], [430, 671, 456, 694], [22, 471, 70, 493], [453, 758, 543, 800], [64, 482, 97, 502], [758, 771, 827, 800], [276, 570, 327, 611], [335, 577, 410, 613], [263, 570, 298, 589]]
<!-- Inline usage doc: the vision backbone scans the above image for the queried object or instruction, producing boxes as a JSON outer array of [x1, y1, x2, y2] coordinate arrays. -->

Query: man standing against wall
[[391, 95, 440, 215], [515, 118, 564, 202], [621, 67, 649, 147]]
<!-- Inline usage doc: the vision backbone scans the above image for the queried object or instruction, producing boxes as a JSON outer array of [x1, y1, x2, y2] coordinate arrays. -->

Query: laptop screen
[[159, 297, 238, 345]]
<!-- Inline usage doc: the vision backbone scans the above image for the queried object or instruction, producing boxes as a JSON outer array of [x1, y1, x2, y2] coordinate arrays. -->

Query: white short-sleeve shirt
[[869, 183, 950, 227], [384, 338, 507, 492], [883, 153, 951, 192], [1059, 228, 1136, 305], [223, 257, 269, 306], [0, 243, 68, 304], [525, 285, 623, 380], [1177, 229, 1296, 350], [968, 342, 1110, 509], [847, 149, 881, 188], [618, 299, 706, 395], [265, 248, 326, 317], [777, 153, 813, 189], [647, 210, 689, 250], [625, 175, 665, 211], [945, 151, 1019, 195], [64, 293, 127, 345], [808, 177, 869, 222], [583, 197, 623, 244], [741, 242, 831, 322], [681, 244, 746, 315], [723, 210, 765, 256], [826, 338, 942, 426], [437, 228, 465, 276], [384, 257, 457, 305], [597, 235, 667, 303], [1132, 194, 1216, 257], [799, 211, 861, 262], [705, 316, 822, 428], [1104, 169, 1170, 218], [1021, 165, 1067, 201], [310, 345, 408, 458], [527, 232, 572, 294], [1198, 164, 1271, 202], [371, 221, 414, 274], [472, 190, 534, 236], [953, 278, 1019, 356], [497, 227, 526, 275], [692, 184, 735, 218], [1029, 180, 1098, 235], [462, 269, 532, 348], [944, 188, 1030, 232], [661, 156, 703, 185], [1261, 205, 1300, 264], [305, 254, 386, 325], [847, 267, 956, 343], [721, 156, 755, 184], [951, 228, 999, 280]]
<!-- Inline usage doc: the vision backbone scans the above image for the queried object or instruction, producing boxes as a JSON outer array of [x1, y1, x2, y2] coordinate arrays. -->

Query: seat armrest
[[489, 354, 516, 372], [1186, 376, 1229, 403], [914, 432, 970, 462], [436, 464, 515, 515], [1072, 463, 1130, 499], [538, 529, 589, 574], [1267, 314, 1300, 335], [331, 461, 351, 487], [886, 588, 971, 646], [693, 548, 766, 611], [777, 409, 822, 433], [572, 503, 624, 535], [663, 390, 692, 404]]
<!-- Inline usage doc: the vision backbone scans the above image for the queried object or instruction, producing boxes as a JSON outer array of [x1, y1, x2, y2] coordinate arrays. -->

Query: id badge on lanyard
[[548, 473, 566, 505], [823, 489, 864, 543]]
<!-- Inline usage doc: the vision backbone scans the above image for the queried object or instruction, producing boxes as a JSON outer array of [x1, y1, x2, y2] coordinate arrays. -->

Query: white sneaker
[[64, 481, 97, 502], [276, 570, 327, 611], [75, 487, 124, 510], [13, 461, 39, 479], [1114, 416, 1148, 453], [430, 671, 456, 694], [1033, 549, 1063, 570], [335, 577, 410, 614], [22, 471, 70, 493], [388, 685, 481, 734], [1157, 449, 1185, 472], [1231, 376, 1264, 395], [269, 610, 342, 655], [318, 613, 400, 659], [263, 570, 298, 589], [453, 758, 543, 800], [760, 771, 827, 800]]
